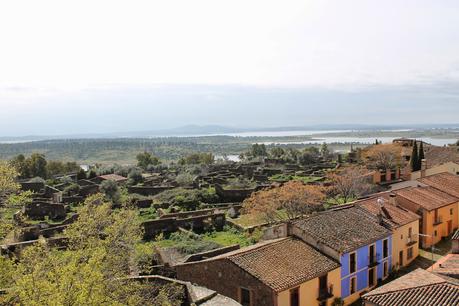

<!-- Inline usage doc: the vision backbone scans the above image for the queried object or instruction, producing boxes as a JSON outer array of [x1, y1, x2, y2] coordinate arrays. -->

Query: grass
[[137, 207, 157, 222], [268, 174, 324, 183], [230, 210, 289, 228], [203, 228, 257, 247]]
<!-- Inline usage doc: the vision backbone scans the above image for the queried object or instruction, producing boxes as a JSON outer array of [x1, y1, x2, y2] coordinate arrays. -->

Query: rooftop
[[431, 254, 459, 280], [362, 268, 459, 306], [293, 206, 391, 253], [183, 237, 340, 292], [354, 193, 420, 230], [418, 172, 459, 198], [394, 186, 458, 211]]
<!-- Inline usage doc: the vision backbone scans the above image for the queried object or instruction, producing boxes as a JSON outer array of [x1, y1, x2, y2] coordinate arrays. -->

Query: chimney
[[389, 193, 397, 206], [421, 159, 427, 178], [377, 198, 385, 225]]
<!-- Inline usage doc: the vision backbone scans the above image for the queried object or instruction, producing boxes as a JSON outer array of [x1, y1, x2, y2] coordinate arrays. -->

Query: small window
[[408, 227, 412, 238], [383, 262, 389, 278], [350, 277, 357, 294], [290, 287, 299, 306], [407, 247, 413, 260], [383, 239, 389, 258], [240, 288, 251, 306], [451, 208, 454, 215], [434, 230, 438, 237], [350, 252, 357, 274]]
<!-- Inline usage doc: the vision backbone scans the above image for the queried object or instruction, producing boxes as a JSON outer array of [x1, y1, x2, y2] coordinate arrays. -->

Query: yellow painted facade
[[391, 221, 419, 269], [421, 203, 458, 248], [410, 162, 459, 180], [276, 268, 341, 306]]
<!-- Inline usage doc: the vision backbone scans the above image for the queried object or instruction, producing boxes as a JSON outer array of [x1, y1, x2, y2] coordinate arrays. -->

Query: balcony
[[406, 236, 417, 246], [317, 285, 334, 302], [368, 253, 380, 268], [433, 216, 443, 226]]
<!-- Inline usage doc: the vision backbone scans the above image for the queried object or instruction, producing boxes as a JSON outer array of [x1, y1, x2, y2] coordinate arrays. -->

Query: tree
[[136, 152, 160, 170], [269, 147, 285, 159], [320, 142, 330, 158], [178, 153, 214, 165], [27, 153, 48, 178], [418, 141, 425, 169], [1, 194, 181, 305], [249, 144, 267, 158], [327, 166, 374, 204], [362, 144, 402, 170], [127, 168, 144, 186], [0, 161, 20, 203], [77, 168, 87, 180], [100, 180, 121, 203], [410, 140, 419, 171], [243, 181, 325, 223], [10, 154, 29, 178], [88, 169, 97, 179]]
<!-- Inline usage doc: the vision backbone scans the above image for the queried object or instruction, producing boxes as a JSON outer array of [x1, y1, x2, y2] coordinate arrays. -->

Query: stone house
[[354, 193, 421, 269], [291, 206, 392, 305], [176, 237, 341, 306]]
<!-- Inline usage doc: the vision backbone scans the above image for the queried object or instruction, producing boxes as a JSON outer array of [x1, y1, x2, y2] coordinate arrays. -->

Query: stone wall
[[22, 202, 66, 220], [176, 258, 275, 306], [128, 186, 175, 196]]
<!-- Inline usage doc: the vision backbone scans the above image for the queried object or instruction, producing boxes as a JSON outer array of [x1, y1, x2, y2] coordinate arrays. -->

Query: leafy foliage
[[243, 181, 325, 223]]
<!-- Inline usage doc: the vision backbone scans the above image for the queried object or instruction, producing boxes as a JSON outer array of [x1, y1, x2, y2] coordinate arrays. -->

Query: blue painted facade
[[340, 236, 392, 298]]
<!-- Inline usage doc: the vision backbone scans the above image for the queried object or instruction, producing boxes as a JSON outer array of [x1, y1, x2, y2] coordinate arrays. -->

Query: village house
[[354, 193, 420, 270], [175, 237, 341, 306], [362, 268, 459, 306], [290, 206, 392, 305], [393, 184, 458, 248], [91, 173, 128, 185]]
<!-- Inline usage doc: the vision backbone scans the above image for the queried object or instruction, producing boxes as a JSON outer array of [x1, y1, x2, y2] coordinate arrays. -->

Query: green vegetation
[[268, 174, 323, 183], [152, 187, 219, 211]]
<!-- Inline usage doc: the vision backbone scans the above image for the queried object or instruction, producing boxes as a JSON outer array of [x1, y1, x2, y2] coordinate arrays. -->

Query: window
[[407, 247, 413, 260], [240, 288, 251, 306], [350, 252, 357, 274], [350, 277, 356, 294], [408, 227, 412, 238], [451, 208, 454, 215], [383, 239, 389, 258], [383, 262, 389, 278], [368, 268, 375, 287], [434, 230, 438, 237], [290, 287, 299, 306], [369, 244, 376, 265]]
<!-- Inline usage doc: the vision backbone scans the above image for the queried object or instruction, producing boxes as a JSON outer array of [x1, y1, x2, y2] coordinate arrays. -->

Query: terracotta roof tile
[[418, 172, 459, 198], [354, 193, 420, 230], [394, 186, 458, 211], [293, 206, 391, 253], [363, 269, 459, 306], [226, 238, 340, 292]]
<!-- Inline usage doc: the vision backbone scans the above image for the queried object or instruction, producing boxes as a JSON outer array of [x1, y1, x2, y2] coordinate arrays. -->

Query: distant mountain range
[[2, 123, 459, 142]]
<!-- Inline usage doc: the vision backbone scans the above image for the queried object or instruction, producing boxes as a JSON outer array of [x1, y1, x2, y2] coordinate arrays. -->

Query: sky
[[1, 0, 459, 136]]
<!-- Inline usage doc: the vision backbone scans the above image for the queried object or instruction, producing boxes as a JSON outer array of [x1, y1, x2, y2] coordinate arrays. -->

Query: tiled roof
[[354, 193, 420, 230], [193, 237, 340, 292], [394, 186, 458, 211], [293, 206, 391, 253], [424, 146, 459, 168], [226, 238, 340, 292], [431, 254, 459, 280], [362, 269, 459, 306], [418, 172, 459, 198]]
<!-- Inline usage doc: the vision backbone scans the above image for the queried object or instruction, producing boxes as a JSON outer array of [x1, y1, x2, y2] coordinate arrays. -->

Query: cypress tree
[[410, 140, 419, 171], [418, 141, 425, 170]]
